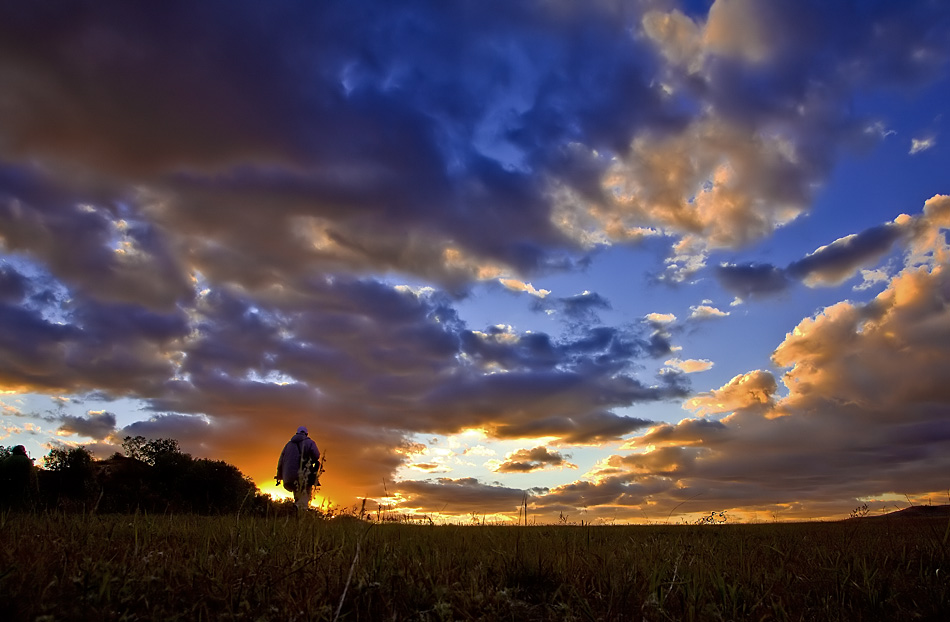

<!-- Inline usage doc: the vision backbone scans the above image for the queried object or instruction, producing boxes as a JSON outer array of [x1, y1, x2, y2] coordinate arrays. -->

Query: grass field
[[2, 512, 949, 621]]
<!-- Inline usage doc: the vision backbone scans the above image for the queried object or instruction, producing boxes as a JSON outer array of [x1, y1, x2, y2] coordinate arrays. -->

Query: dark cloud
[[459, 328, 559, 372], [716, 219, 909, 296], [120, 414, 214, 453], [786, 222, 906, 285], [407, 463, 444, 473], [626, 418, 729, 448], [457, 322, 673, 378], [103, 273, 685, 495], [0, 163, 194, 310], [57, 411, 117, 440], [0, 277, 188, 395], [0, 262, 27, 302], [393, 477, 527, 515], [418, 368, 681, 444], [696, 0, 950, 127], [0, 1, 947, 296], [6, 0, 940, 293], [715, 262, 791, 298], [0, 1, 666, 286], [531, 291, 612, 322], [531, 476, 673, 512], [494, 446, 576, 473], [499, 411, 655, 445]]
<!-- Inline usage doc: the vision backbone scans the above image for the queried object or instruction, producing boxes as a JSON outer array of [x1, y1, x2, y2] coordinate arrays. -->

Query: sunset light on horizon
[[2, 0, 950, 524]]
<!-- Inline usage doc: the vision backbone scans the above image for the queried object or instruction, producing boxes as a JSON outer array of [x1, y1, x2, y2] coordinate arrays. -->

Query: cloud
[[716, 215, 913, 296], [689, 304, 729, 319], [463, 445, 495, 457], [0, 0, 946, 296], [0, 262, 28, 302], [854, 268, 890, 291], [499, 278, 550, 298], [0, 0, 945, 298], [786, 222, 908, 286], [121, 413, 212, 441], [703, 0, 779, 64], [0, 280, 189, 395], [57, 410, 117, 440], [621, 418, 730, 450], [104, 275, 683, 493], [771, 252, 950, 414], [664, 358, 714, 374], [392, 477, 528, 516], [1, 421, 43, 442], [492, 446, 577, 473], [641, 9, 703, 73], [1, 401, 23, 417], [406, 462, 448, 474], [715, 262, 791, 298], [1, 1, 648, 288], [531, 290, 611, 322], [644, 312, 677, 325], [1, 1, 950, 520], [910, 136, 936, 154], [684, 370, 778, 416], [0, 164, 195, 311], [627, 0, 950, 281]]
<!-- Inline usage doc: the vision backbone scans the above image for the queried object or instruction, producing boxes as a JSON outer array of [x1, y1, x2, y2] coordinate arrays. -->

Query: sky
[[1, 0, 949, 524]]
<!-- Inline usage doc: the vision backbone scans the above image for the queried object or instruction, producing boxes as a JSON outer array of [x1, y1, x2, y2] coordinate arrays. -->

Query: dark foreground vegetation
[[2, 512, 949, 621], [1, 438, 283, 515]]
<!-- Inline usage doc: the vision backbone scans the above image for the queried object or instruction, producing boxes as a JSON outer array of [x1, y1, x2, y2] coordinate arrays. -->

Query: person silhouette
[[1, 445, 38, 511], [275, 426, 320, 510]]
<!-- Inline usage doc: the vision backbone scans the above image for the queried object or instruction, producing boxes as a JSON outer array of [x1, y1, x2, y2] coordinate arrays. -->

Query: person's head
[[297, 426, 308, 436], [12, 445, 27, 456]]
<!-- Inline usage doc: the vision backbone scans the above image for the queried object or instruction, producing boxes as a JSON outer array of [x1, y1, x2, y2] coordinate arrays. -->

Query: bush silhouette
[[2, 439, 279, 515]]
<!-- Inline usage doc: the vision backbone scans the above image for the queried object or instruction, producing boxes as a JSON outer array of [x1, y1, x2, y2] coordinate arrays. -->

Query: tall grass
[[2, 512, 948, 620]]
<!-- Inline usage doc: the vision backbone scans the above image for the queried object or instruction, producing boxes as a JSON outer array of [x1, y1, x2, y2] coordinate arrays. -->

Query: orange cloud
[[498, 278, 550, 298], [491, 446, 578, 473], [685, 370, 778, 416], [664, 358, 714, 374]]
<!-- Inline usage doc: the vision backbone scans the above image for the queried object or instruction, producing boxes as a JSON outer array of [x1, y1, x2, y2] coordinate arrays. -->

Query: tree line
[[0, 436, 294, 515]]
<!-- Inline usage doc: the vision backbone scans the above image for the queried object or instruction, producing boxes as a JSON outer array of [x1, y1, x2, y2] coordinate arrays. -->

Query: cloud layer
[[1, 1, 949, 521]]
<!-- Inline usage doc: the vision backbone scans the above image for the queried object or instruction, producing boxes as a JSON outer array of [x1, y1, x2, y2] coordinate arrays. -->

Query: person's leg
[[294, 483, 311, 511]]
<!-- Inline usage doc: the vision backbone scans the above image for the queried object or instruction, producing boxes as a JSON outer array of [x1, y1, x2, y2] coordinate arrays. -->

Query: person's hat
[[297, 426, 308, 435]]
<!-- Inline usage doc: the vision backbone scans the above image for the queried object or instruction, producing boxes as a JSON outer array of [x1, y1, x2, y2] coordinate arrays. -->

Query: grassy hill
[[849, 504, 950, 521]]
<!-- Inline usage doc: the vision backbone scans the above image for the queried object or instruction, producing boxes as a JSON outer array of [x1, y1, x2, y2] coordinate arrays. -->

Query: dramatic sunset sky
[[2, 0, 949, 523]]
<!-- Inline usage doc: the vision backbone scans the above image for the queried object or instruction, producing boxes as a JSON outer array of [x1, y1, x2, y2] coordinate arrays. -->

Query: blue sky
[[1, 0, 949, 522]]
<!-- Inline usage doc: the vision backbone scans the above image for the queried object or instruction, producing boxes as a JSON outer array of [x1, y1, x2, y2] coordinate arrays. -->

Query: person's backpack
[[293, 439, 319, 487]]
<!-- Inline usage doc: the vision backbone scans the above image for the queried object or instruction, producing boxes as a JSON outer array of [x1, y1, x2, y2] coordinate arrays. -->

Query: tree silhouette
[[20, 439, 282, 515], [41, 446, 98, 510], [121, 436, 182, 465]]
